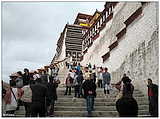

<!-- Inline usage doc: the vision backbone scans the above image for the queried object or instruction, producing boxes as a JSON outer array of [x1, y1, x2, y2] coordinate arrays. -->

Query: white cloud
[[2, 1, 105, 83]]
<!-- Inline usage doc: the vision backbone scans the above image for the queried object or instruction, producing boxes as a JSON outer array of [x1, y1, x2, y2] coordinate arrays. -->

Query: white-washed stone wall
[[103, 2, 158, 71], [81, 2, 158, 95], [112, 28, 158, 95]]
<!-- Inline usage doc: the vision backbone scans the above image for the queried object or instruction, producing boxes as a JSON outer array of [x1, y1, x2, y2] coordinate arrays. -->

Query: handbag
[[10, 88, 19, 110], [105, 84, 111, 90]]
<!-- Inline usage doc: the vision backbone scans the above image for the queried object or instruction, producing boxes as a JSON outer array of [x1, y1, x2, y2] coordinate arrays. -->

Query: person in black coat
[[147, 78, 158, 117], [116, 78, 138, 117], [82, 78, 96, 117], [46, 77, 58, 116], [30, 78, 48, 117], [122, 76, 134, 98], [116, 97, 138, 117], [23, 68, 30, 86]]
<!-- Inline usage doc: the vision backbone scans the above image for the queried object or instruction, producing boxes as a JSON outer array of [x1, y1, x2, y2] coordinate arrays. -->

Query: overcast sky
[[2, 1, 105, 83]]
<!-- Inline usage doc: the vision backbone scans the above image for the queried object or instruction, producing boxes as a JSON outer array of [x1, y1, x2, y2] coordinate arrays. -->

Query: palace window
[[92, 28, 95, 36], [90, 38, 92, 44], [90, 31, 92, 38], [100, 18, 102, 26], [97, 22, 99, 28], [106, 10, 108, 17], [108, 8, 110, 15], [103, 13, 106, 22], [95, 24, 97, 30]]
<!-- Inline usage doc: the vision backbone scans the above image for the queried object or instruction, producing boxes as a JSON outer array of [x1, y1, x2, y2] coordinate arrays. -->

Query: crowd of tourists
[[2, 62, 158, 117], [64, 62, 158, 117], [3, 65, 60, 117]]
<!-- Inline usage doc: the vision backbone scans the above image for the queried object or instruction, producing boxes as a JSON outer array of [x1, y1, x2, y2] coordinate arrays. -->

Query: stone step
[[56, 96, 148, 101], [14, 114, 151, 117], [57, 88, 142, 93], [55, 100, 148, 106], [14, 110, 149, 117], [57, 94, 145, 98], [54, 110, 149, 117], [57, 90, 141, 94], [55, 105, 149, 111]]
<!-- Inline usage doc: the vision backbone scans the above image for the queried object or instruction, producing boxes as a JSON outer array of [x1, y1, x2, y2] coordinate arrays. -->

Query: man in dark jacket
[[82, 78, 96, 117], [23, 68, 30, 86], [147, 78, 158, 117], [30, 78, 48, 117], [47, 77, 58, 116]]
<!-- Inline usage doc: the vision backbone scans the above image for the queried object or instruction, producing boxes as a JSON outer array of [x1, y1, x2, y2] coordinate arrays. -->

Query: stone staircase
[[12, 87, 150, 117], [5, 65, 150, 117], [54, 87, 150, 117]]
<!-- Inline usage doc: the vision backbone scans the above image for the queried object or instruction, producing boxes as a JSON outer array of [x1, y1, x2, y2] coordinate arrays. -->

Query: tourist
[[73, 71, 82, 98], [97, 67, 103, 88], [77, 71, 84, 98], [102, 68, 111, 97], [54, 65, 59, 75], [47, 77, 58, 116], [90, 68, 96, 83], [9, 73, 17, 88], [88, 63, 92, 69], [122, 76, 134, 98], [76, 63, 81, 72], [64, 73, 72, 95], [21, 80, 32, 117], [4, 74, 19, 116], [147, 78, 158, 117], [69, 69, 75, 82], [116, 76, 138, 117], [33, 71, 40, 81], [16, 71, 23, 88], [23, 68, 30, 86], [54, 73, 61, 85], [116, 96, 138, 117], [83, 67, 90, 81], [49, 65, 56, 79], [82, 75, 96, 117], [30, 78, 48, 117], [41, 70, 48, 85], [115, 74, 127, 101]]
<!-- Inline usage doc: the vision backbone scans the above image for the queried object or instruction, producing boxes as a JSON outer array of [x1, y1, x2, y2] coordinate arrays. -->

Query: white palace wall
[[81, 2, 158, 95]]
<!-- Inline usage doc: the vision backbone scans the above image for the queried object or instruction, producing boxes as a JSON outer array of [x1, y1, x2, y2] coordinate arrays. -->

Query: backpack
[[73, 75, 79, 86], [21, 85, 32, 102]]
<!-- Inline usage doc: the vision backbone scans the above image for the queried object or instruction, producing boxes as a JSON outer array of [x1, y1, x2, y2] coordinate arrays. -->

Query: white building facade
[[81, 2, 158, 94]]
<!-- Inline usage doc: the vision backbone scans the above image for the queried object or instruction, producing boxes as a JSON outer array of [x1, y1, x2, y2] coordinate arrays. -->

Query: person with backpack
[[4, 74, 21, 116]]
